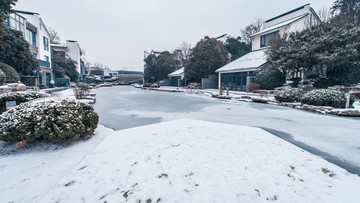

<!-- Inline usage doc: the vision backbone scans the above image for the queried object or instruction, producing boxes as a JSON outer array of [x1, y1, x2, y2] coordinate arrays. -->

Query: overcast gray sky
[[15, 0, 335, 71]]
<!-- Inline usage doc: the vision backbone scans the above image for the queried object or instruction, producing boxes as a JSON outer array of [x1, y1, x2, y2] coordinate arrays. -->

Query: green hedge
[[0, 91, 49, 112], [0, 69, 5, 86], [255, 67, 285, 90], [301, 89, 355, 108], [275, 88, 305, 102], [0, 62, 20, 83], [0, 97, 99, 143]]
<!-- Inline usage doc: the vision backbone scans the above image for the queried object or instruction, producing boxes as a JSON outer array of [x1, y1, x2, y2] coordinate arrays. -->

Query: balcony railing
[[38, 59, 50, 69]]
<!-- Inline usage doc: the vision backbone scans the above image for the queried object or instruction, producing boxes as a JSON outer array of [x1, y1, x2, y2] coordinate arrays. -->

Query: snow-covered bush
[[74, 85, 90, 99], [0, 62, 20, 83], [275, 88, 305, 102], [0, 69, 5, 86], [0, 91, 49, 112], [246, 82, 260, 92], [255, 67, 285, 90], [301, 89, 355, 108], [0, 97, 99, 143]]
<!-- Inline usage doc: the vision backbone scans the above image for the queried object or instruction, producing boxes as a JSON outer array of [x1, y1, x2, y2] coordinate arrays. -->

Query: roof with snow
[[168, 67, 184, 77], [216, 49, 267, 73], [252, 14, 307, 37]]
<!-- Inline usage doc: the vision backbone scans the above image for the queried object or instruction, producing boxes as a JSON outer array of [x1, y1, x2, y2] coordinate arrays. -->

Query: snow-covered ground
[[1, 88, 360, 202], [32, 120, 360, 202], [0, 125, 114, 202], [50, 88, 76, 100]]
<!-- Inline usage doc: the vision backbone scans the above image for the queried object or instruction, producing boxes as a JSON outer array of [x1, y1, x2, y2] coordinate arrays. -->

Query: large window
[[260, 31, 279, 48], [6, 13, 25, 34], [43, 37, 49, 51], [26, 29, 36, 46]]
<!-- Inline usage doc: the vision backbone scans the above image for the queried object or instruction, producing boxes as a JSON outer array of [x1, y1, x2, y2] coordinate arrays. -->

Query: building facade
[[6, 10, 53, 88], [216, 4, 320, 91]]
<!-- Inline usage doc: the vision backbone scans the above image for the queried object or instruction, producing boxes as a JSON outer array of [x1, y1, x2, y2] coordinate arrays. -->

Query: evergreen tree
[[144, 52, 176, 83], [0, 0, 17, 39], [266, 23, 360, 85], [224, 36, 251, 61], [331, 0, 360, 26], [185, 37, 229, 82], [0, 28, 39, 75]]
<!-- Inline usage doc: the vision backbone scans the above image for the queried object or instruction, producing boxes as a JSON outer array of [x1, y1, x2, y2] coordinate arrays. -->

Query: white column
[[218, 72, 221, 90]]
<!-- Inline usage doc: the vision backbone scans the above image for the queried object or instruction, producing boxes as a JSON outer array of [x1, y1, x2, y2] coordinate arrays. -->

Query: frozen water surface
[[93, 86, 360, 175]]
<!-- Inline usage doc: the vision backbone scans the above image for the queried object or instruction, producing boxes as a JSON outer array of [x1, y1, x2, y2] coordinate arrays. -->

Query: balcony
[[38, 59, 50, 69]]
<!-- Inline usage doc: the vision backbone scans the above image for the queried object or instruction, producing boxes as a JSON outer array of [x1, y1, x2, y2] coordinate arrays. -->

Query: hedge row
[[275, 88, 355, 108]]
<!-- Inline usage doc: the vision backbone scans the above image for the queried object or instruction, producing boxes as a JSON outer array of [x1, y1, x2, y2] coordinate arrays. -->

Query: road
[[93, 86, 360, 175]]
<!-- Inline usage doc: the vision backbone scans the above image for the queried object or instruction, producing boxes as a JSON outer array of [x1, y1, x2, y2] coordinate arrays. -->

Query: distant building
[[6, 10, 53, 88], [66, 40, 83, 75], [168, 67, 184, 87], [104, 69, 143, 84], [51, 40, 85, 79], [216, 4, 320, 91]]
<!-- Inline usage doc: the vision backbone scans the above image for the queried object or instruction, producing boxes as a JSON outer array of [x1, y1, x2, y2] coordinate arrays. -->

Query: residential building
[[168, 67, 184, 87], [12, 10, 53, 88], [66, 40, 83, 75], [216, 4, 320, 91], [51, 40, 85, 79]]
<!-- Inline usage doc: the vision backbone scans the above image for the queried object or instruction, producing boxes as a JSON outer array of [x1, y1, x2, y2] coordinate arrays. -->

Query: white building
[[7, 10, 53, 88], [216, 4, 320, 91], [66, 40, 83, 75]]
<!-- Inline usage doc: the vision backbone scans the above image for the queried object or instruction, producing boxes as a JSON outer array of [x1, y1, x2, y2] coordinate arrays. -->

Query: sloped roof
[[252, 14, 307, 37], [168, 67, 184, 77], [216, 49, 267, 73], [264, 4, 310, 23]]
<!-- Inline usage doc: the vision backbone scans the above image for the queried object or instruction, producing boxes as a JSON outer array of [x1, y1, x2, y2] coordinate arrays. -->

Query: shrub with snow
[[246, 82, 260, 92], [0, 62, 20, 83], [0, 91, 49, 112], [275, 88, 305, 102], [0, 97, 99, 143], [0, 69, 5, 86], [301, 89, 355, 108], [254, 67, 285, 90]]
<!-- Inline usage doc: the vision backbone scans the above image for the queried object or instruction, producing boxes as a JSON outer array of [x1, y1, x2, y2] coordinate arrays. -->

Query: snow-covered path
[[36, 120, 360, 202]]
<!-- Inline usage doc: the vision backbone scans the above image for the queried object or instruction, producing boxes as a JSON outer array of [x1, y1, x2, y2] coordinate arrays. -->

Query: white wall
[[251, 5, 319, 51], [66, 41, 81, 73]]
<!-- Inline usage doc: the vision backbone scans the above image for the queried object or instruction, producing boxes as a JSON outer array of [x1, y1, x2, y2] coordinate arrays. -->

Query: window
[[44, 55, 49, 62], [26, 29, 36, 46], [6, 13, 25, 34], [260, 31, 279, 47], [43, 37, 49, 51]]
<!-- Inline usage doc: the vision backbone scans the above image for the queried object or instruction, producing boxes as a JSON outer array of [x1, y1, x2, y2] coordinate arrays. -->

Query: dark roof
[[264, 3, 310, 23], [15, 10, 39, 15]]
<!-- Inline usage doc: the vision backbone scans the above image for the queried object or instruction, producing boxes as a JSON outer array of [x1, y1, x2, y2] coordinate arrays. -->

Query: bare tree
[[240, 19, 263, 45], [177, 41, 191, 66], [318, 7, 332, 22], [48, 28, 61, 44]]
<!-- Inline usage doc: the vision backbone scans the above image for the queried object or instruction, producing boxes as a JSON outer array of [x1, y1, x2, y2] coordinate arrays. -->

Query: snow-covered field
[[2, 120, 358, 202], [1, 88, 360, 202]]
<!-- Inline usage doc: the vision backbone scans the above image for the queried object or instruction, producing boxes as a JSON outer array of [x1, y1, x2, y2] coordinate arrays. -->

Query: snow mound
[[38, 119, 360, 202]]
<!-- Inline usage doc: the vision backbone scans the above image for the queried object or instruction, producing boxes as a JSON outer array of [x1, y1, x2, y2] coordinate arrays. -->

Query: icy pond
[[93, 86, 360, 175]]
